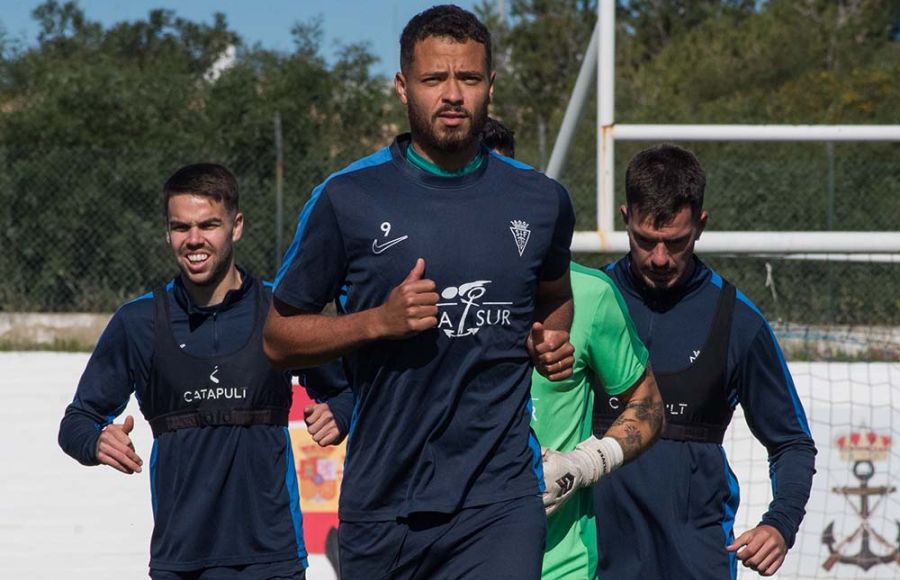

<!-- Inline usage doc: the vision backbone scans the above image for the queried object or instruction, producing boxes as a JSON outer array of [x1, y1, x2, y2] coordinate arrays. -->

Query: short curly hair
[[400, 5, 492, 73]]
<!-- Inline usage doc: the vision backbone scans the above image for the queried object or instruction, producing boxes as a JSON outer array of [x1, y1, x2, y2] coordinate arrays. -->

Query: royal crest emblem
[[822, 430, 900, 572]]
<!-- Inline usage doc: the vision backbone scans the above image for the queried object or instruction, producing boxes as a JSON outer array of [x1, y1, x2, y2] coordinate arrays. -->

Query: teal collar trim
[[406, 143, 484, 177]]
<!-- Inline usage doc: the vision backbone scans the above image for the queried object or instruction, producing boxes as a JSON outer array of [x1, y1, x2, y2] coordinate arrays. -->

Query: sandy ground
[[1, 352, 898, 579]]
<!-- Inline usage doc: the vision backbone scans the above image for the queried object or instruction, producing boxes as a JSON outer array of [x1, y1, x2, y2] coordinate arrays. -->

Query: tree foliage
[[481, 0, 898, 325], [0, 1, 399, 311], [0, 0, 896, 325]]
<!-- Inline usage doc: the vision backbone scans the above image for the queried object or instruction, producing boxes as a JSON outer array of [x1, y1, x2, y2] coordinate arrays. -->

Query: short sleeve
[[540, 184, 575, 281], [274, 189, 348, 312], [586, 276, 649, 396]]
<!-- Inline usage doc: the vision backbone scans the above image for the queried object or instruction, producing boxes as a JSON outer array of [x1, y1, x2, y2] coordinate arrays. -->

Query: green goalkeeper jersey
[[531, 262, 648, 579]]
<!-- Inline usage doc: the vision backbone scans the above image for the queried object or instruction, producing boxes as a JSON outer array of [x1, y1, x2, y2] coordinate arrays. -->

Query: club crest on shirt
[[510, 220, 531, 256], [436, 280, 513, 338]]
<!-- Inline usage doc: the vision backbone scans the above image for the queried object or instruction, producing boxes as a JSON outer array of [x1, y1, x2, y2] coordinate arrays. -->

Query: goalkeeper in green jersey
[[532, 262, 664, 579]]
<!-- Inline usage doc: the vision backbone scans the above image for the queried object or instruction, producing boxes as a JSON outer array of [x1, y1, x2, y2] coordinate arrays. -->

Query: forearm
[[761, 440, 817, 548], [326, 389, 354, 436], [603, 368, 664, 462], [542, 366, 661, 514], [534, 271, 573, 332], [536, 295, 573, 331], [264, 305, 384, 369], [59, 406, 104, 466]]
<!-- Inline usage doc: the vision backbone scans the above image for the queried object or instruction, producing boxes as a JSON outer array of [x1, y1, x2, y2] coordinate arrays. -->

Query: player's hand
[[304, 403, 345, 447], [541, 448, 587, 517], [96, 415, 143, 475], [727, 524, 787, 576], [527, 322, 574, 381], [375, 258, 439, 339]]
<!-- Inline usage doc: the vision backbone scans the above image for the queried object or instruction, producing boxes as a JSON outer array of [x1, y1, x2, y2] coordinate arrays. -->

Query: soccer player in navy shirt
[[592, 145, 817, 578], [59, 164, 307, 579], [264, 6, 576, 579]]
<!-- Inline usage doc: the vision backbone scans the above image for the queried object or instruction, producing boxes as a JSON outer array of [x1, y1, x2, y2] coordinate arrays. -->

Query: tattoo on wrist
[[611, 422, 644, 460]]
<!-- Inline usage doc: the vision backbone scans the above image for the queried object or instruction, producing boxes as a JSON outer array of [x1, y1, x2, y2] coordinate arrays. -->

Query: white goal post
[[548, 0, 900, 255]]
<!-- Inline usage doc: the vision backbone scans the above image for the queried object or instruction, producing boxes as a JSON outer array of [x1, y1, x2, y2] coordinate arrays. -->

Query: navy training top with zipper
[[58, 271, 308, 572], [274, 133, 575, 521], [592, 256, 816, 578]]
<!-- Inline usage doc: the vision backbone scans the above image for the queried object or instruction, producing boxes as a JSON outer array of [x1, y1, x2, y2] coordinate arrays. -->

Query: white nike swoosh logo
[[372, 235, 408, 254]]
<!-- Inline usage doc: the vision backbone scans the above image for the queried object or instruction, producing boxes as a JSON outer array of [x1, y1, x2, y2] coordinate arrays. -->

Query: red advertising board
[[288, 384, 344, 554]]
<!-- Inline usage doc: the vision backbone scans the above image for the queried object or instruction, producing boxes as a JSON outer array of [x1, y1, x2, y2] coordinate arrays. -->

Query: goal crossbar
[[553, 1, 900, 255]]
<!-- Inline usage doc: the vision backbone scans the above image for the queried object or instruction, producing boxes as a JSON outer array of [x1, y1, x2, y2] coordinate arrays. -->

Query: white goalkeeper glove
[[541, 436, 624, 516]]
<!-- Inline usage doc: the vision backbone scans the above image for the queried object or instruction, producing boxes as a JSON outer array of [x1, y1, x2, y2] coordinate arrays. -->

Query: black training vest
[[594, 281, 737, 444], [142, 280, 292, 438]]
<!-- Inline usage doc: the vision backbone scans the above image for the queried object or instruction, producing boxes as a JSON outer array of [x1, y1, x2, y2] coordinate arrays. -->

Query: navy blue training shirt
[[274, 134, 575, 521], [604, 255, 816, 548], [58, 272, 308, 571]]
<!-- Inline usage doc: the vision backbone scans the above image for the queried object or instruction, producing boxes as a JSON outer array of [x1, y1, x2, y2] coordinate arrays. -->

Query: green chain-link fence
[[1, 139, 897, 359]]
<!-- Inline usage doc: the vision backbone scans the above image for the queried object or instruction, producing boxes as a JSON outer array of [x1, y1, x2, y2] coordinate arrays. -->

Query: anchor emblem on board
[[822, 430, 900, 571]]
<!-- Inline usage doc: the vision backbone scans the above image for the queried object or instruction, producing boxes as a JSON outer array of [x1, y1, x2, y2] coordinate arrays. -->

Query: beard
[[407, 99, 489, 154]]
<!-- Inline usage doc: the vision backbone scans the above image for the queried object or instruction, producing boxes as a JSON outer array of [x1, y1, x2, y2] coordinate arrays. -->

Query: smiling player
[[59, 163, 308, 579]]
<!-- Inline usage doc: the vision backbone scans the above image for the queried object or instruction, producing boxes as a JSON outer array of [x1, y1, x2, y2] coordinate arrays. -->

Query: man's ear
[[619, 205, 629, 226], [696, 210, 708, 239], [488, 70, 496, 104], [395, 72, 408, 105], [231, 212, 244, 243]]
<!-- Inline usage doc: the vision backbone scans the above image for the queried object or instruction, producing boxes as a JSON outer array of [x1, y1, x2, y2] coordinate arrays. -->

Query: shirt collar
[[405, 140, 485, 177], [173, 266, 253, 326], [619, 254, 709, 311]]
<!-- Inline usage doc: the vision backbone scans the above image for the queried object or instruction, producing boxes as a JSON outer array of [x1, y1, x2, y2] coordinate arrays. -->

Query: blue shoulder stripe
[[489, 149, 535, 171], [274, 147, 393, 290], [123, 279, 174, 306], [711, 268, 812, 437]]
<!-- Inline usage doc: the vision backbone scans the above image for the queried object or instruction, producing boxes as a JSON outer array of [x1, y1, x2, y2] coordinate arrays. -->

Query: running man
[[58, 164, 308, 579], [264, 6, 575, 579], [593, 144, 817, 578]]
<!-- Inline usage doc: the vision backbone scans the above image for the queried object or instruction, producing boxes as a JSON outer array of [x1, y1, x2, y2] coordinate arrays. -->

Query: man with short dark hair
[[59, 163, 308, 579], [482, 116, 516, 158], [264, 5, 575, 578], [593, 144, 816, 578]]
